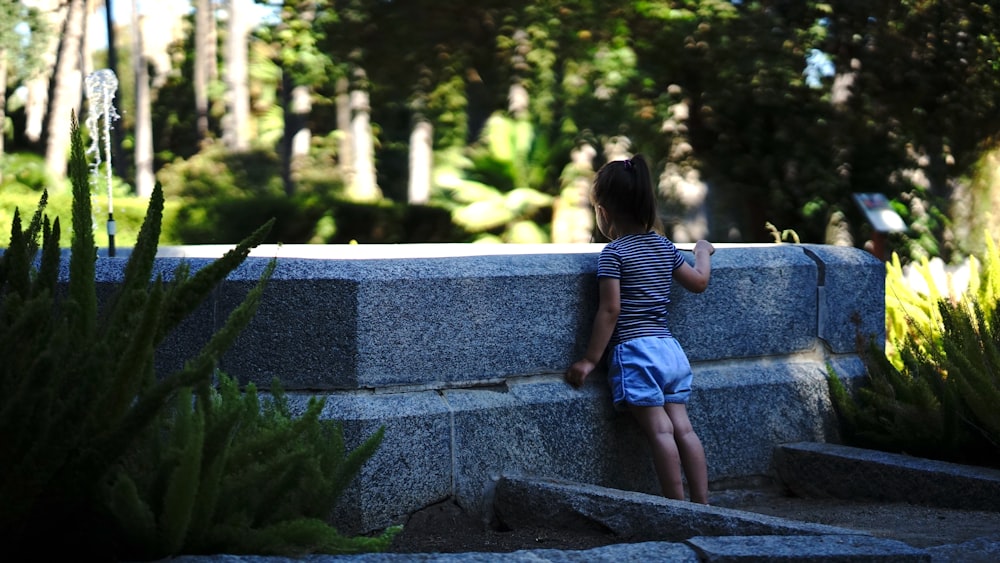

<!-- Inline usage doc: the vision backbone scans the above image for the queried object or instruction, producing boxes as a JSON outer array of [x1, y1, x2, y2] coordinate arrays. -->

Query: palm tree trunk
[[348, 66, 380, 201], [551, 144, 596, 243], [24, 0, 62, 145], [408, 119, 432, 204], [336, 75, 354, 186], [0, 51, 7, 180], [223, 0, 251, 151], [131, 0, 154, 197], [44, 0, 87, 180], [194, 0, 214, 140], [280, 73, 312, 195]]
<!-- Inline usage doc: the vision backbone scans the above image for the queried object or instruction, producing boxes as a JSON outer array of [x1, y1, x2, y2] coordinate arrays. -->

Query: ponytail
[[592, 154, 657, 231]]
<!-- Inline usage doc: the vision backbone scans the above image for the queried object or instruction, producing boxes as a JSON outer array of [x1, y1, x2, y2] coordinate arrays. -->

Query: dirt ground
[[385, 487, 1000, 554]]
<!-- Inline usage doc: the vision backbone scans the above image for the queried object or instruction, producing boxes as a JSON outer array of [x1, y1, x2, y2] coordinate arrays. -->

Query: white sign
[[852, 193, 908, 233]]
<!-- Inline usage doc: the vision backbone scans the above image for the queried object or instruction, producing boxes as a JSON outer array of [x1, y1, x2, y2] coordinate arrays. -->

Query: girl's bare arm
[[674, 240, 714, 293], [565, 277, 620, 388]]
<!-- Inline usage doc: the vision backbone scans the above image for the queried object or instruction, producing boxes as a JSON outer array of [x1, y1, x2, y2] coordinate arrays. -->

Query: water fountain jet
[[85, 68, 121, 257]]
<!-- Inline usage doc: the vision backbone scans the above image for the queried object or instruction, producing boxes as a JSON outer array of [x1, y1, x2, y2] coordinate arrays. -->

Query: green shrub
[[109, 374, 396, 558], [167, 193, 323, 244], [168, 193, 465, 245], [0, 118, 395, 558], [0, 152, 57, 192], [319, 199, 465, 244], [157, 143, 285, 200], [829, 233, 1000, 468], [431, 116, 556, 243], [0, 155, 185, 248]]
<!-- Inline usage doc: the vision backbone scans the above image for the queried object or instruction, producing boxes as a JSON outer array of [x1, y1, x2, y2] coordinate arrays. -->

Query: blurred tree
[[193, 0, 218, 140], [822, 0, 1000, 260], [223, 0, 252, 151], [22, 0, 62, 147], [626, 1, 842, 243], [0, 0, 50, 176], [44, 0, 88, 180], [130, 0, 153, 197], [256, 0, 339, 195]]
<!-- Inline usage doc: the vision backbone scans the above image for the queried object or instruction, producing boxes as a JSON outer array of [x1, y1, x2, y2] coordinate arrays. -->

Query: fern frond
[[102, 282, 165, 419], [156, 220, 275, 343], [106, 470, 158, 551], [67, 114, 97, 337], [159, 390, 205, 555], [33, 217, 60, 296]]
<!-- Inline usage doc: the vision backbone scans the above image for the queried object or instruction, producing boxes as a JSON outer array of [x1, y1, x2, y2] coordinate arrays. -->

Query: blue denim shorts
[[609, 336, 693, 409]]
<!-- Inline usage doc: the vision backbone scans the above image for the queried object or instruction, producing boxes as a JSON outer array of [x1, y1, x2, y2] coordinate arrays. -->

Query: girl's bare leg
[[629, 405, 685, 500], [664, 402, 709, 504]]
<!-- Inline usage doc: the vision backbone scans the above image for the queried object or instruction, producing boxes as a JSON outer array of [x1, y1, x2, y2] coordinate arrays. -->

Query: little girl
[[565, 154, 714, 504]]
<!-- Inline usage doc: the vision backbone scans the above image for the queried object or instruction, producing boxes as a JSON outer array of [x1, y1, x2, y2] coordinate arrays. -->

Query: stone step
[[773, 441, 1000, 511], [687, 535, 928, 562], [491, 476, 928, 562], [493, 475, 861, 541]]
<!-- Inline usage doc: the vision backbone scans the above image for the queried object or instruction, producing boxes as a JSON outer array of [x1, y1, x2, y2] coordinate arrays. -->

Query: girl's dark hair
[[591, 154, 657, 231]]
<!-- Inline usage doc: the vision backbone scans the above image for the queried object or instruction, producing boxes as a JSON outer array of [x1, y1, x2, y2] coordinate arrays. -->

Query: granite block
[[686, 534, 929, 562], [671, 245, 819, 362], [494, 476, 862, 541], [774, 442, 1000, 511], [350, 258, 596, 386], [689, 356, 867, 482], [165, 542, 700, 562], [74, 244, 882, 393], [445, 377, 658, 517], [219, 276, 361, 389], [286, 391, 454, 534], [801, 244, 886, 353]]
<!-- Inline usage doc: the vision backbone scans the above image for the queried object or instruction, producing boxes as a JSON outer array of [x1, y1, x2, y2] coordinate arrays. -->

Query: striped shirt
[[597, 231, 686, 345]]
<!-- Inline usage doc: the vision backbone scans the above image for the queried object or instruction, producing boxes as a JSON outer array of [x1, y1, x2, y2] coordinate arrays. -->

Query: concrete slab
[[774, 442, 1000, 511], [493, 476, 866, 541], [686, 534, 929, 562], [164, 541, 700, 562]]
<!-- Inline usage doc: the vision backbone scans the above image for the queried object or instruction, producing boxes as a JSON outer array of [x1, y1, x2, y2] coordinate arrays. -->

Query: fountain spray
[[85, 69, 121, 257]]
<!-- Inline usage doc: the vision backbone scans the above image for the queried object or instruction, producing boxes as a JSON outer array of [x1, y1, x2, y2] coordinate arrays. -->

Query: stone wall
[[89, 242, 885, 534]]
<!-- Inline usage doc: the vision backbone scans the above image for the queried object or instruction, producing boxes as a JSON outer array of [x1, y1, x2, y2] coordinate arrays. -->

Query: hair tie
[[623, 159, 633, 171]]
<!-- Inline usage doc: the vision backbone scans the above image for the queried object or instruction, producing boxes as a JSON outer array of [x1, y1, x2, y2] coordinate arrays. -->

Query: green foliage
[[432, 116, 555, 243], [158, 144, 285, 201], [0, 0, 51, 81], [108, 374, 397, 558], [829, 232, 1000, 468], [0, 118, 392, 558], [884, 234, 1000, 368], [0, 152, 184, 247], [102, 0, 999, 254], [167, 193, 320, 245], [0, 153, 56, 192], [157, 126, 464, 244], [168, 191, 462, 245]]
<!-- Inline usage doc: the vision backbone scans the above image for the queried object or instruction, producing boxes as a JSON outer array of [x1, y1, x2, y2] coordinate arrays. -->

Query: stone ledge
[[774, 442, 1000, 511], [493, 476, 865, 541], [74, 243, 884, 390], [164, 542, 701, 562], [686, 534, 928, 562]]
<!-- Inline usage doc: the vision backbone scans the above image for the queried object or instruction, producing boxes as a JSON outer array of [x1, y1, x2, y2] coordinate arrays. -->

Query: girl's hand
[[694, 239, 715, 256], [565, 359, 595, 388]]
